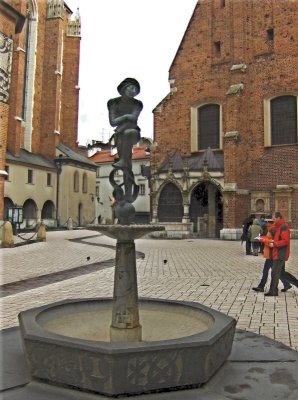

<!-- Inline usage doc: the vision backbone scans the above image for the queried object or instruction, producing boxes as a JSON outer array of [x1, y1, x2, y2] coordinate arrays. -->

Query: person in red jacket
[[252, 216, 291, 292], [265, 211, 298, 296]]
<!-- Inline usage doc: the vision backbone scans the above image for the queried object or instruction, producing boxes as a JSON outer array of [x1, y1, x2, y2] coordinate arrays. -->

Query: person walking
[[247, 218, 262, 256], [252, 216, 291, 292], [242, 214, 255, 255], [265, 211, 298, 296], [258, 214, 266, 254]]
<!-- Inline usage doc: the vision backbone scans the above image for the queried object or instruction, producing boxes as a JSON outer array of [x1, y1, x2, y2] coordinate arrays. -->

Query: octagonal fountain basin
[[18, 298, 236, 397]]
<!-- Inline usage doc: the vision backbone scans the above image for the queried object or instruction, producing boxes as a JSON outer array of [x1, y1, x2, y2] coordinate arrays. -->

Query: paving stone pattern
[[1, 230, 297, 351]]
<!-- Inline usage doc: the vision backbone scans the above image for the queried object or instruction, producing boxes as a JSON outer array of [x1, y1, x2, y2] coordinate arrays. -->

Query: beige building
[[4, 143, 97, 229], [56, 144, 97, 227]]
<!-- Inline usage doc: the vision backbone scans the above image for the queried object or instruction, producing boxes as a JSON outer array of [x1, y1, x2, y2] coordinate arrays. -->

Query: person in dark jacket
[[242, 214, 255, 255], [265, 211, 298, 296]]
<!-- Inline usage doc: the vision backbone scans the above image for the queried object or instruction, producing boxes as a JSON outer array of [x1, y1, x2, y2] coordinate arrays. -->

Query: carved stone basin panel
[[19, 298, 236, 396]]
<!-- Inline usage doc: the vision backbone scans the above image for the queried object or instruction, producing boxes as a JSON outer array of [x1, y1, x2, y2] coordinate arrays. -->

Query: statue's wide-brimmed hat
[[117, 78, 140, 95]]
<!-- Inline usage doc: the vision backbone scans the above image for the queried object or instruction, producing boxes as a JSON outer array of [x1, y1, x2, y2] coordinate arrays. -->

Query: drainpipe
[[55, 161, 62, 227]]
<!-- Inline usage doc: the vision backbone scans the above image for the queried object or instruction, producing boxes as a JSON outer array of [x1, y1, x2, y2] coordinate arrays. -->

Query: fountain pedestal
[[111, 239, 142, 341], [87, 224, 165, 342]]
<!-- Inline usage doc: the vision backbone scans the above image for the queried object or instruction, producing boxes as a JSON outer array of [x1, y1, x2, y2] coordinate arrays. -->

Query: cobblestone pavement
[[1, 230, 297, 351]]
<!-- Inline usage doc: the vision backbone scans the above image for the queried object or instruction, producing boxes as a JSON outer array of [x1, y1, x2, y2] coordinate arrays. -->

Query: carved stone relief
[[0, 32, 13, 104]]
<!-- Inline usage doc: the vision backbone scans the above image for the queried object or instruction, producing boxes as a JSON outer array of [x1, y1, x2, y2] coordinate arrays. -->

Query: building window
[[74, 171, 79, 192], [5, 165, 9, 180], [139, 184, 146, 196], [96, 167, 100, 178], [270, 95, 297, 145], [191, 103, 222, 151], [27, 169, 33, 184], [82, 173, 88, 193], [96, 185, 99, 198], [47, 173, 52, 186], [267, 28, 274, 43], [198, 104, 220, 150], [214, 41, 221, 56]]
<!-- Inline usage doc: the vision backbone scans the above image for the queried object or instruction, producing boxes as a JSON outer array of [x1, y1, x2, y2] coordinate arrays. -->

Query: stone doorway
[[189, 182, 223, 238]]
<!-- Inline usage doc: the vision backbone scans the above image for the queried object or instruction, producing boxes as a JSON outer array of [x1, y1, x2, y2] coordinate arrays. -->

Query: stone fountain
[[18, 78, 236, 397]]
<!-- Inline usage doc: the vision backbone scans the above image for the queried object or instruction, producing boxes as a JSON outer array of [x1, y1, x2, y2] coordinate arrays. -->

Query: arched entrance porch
[[189, 181, 223, 238], [157, 182, 183, 222]]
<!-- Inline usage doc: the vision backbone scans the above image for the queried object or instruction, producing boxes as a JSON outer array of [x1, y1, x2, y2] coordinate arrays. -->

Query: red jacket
[[269, 218, 290, 261]]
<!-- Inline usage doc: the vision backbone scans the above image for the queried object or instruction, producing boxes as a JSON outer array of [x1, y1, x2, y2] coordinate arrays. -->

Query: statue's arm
[[129, 101, 143, 122], [108, 99, 143, 127]]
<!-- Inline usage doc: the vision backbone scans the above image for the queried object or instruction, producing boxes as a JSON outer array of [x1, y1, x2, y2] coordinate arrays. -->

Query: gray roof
[[158, 148, 224, 173], [6, 149, 55, 169], [56, 143, 96, 167]]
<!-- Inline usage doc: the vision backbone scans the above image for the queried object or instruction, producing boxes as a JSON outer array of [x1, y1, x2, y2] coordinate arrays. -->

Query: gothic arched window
[[157, 183, 183, 222]]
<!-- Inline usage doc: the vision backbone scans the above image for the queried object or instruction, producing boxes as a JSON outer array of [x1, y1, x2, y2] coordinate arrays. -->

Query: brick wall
[[1, 1, 81, 220], [0, 0, 26, 220], [153, 0, 298, 229], [61, 32, 81, 151]]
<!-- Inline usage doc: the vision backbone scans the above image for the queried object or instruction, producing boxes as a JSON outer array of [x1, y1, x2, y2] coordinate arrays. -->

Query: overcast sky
[[65, 0, 198, 145]]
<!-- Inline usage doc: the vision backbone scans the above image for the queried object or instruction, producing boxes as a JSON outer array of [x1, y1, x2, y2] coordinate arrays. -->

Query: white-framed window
[[264, 94, 298, 146], [191, 102, 222, 151], [139, 184, 146, 196]]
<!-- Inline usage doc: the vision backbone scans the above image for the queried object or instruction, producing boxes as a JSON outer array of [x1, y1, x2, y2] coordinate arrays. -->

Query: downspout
[[55, 161, 62, 227]]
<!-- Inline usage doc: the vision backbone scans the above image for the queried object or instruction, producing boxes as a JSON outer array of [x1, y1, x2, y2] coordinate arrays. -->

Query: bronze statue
[[107, 78, 143, 224]]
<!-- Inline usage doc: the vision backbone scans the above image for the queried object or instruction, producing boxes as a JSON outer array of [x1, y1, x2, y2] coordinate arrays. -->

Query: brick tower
[[1, 1, 96, 229]]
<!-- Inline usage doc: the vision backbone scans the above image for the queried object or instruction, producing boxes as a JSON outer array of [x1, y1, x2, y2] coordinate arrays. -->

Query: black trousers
[[269, 260, 298, 294], [258, 259, 290, 289], [246, 240, 252, 255]]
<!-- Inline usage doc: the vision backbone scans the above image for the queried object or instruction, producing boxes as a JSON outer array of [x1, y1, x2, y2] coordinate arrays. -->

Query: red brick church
[[151, 0, 298, 239], [0, 0, 96, 229]]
